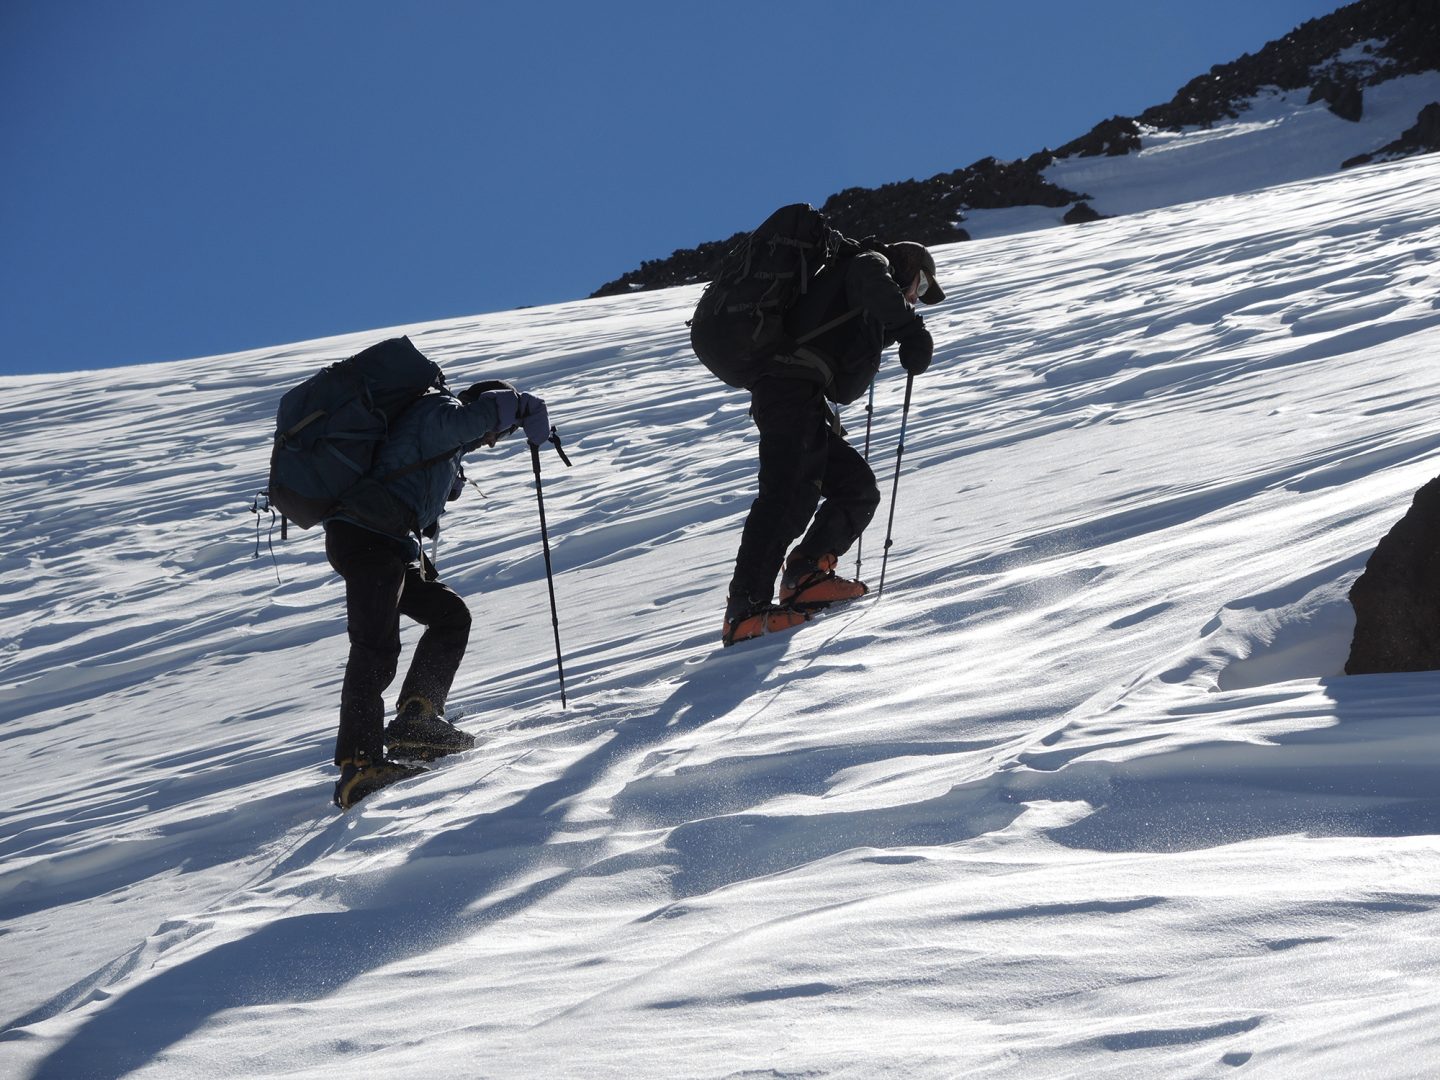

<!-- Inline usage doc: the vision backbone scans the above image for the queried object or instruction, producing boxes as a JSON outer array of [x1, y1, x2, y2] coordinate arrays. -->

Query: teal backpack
[[267, 336, 444, 529]]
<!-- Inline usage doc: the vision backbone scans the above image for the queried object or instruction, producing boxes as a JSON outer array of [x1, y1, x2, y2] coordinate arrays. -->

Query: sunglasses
[[910, 269, 929, 301]]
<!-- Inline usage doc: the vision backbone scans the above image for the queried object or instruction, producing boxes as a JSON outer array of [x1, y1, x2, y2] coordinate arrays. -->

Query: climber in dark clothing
[[326, 380, 551, 808], [723, 242, 944, 645]]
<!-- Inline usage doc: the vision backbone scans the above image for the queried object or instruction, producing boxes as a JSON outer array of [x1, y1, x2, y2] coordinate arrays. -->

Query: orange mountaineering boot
[[778, 553, 868, 610], [721, 597, 810, 647]]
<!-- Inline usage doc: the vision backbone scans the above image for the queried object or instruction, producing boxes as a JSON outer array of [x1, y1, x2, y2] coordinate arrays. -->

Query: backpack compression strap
[[794, 305, 863, 346], [277, 409, 326, 442], [771, 306, 865, 387]]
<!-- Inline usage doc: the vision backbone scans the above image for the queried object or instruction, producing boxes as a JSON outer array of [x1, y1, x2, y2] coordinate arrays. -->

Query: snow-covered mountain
[[4, 142, 1440, 1076], [967, 66, 1440, 239], [597, 0, 1440, 296]]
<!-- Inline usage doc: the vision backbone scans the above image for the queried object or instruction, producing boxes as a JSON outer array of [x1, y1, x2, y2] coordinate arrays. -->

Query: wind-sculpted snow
[[3, 153, 1440, 1078]]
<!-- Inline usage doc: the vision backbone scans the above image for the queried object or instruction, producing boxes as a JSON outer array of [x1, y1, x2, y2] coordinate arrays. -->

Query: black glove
[[897, 320, 933, 376]]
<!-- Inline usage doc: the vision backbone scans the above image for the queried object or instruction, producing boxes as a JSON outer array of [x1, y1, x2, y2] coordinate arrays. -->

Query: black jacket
[[780, 249, 926, 405]]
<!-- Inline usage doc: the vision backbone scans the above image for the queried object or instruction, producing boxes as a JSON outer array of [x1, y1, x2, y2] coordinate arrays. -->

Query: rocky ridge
[[593, 0, 1439, 299]]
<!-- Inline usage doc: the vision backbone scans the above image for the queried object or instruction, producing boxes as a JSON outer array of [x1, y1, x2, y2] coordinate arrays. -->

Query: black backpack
[[267, 336, 444, 529], [689, 203, 856, 389]]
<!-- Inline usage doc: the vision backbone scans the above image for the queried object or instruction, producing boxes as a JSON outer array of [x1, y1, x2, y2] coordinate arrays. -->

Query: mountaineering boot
[[385, 696, 477, 760], [333, 758, 427, 810], [779, 553, 868, 610], [721, 597, 810, 647]]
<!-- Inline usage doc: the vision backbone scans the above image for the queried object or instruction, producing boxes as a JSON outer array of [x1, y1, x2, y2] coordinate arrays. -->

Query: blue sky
[[1, 0, 1339, 376]]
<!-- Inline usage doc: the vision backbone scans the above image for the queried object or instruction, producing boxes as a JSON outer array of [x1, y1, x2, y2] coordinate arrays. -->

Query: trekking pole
[[855, 377, 876, 578], [874, 374, 915, 601], [530, 427, 572, 708]]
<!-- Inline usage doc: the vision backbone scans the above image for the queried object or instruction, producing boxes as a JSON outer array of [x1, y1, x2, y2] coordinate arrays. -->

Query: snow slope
[[963, 70, 1440, 240], [3, 149, 1440, 1078]]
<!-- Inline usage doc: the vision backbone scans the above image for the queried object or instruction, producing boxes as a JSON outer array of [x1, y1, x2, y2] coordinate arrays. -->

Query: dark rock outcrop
[[1062, 202, 1107, 225], [1344, 101, 1440, 167], [593, 233, 748, 296], [1051, 117, 1143, 160], [1417, 100, 1440, 143], [1309, 75, 1365, 121], [1346, 474, 1440, 675]]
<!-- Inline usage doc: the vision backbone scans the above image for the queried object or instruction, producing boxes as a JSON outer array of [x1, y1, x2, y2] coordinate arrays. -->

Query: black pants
[[727, 377, 880, 608], [325, 520, 472, 766]]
